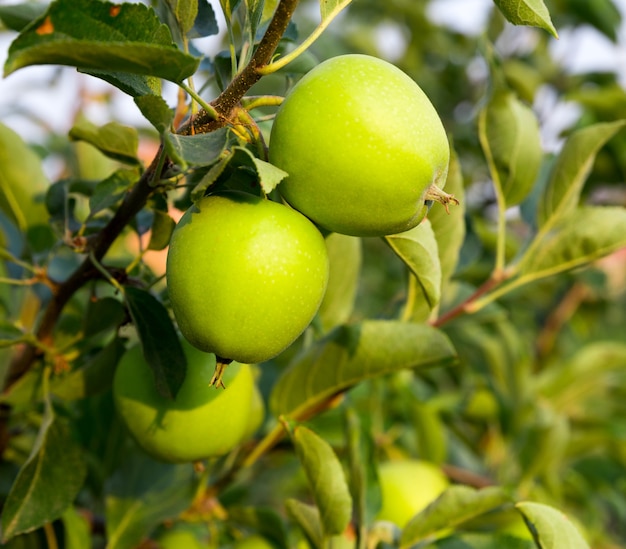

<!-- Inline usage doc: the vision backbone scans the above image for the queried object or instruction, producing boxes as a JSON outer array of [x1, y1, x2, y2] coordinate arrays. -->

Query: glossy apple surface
[[376, 459, 449, 528], [166, 191, 329, 364], [269, 54, 450, 237], [113, 339, 254, 463]]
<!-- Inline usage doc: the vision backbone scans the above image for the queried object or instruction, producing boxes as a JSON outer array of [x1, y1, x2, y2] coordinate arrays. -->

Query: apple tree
[[0, 0, 625, 547]]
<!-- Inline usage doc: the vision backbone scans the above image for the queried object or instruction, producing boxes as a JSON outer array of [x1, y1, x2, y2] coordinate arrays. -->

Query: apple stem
[[424, 183, 460, 214], [210, 357, 233, 389]]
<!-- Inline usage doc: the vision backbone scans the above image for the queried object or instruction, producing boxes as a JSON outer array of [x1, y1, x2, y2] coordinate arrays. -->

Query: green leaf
[[105, 453, 196, 549], [400, 486, 511, 548], [537, 120, 626, 228], [244, 0, 265, 42], [1, 403, 87, 542], [479, 90, 542, 207], [51, 337, 127, 401], [84, 69, 162, 98], [317, 233, 361, 333], [428, 147, 466, 291], [516, 502, 589, 549], [492, 0, 558, 38], [227, 507, 290, 549], [190, 0, 219, 38], [386, 220, 442, 310], [69, 119, 139, 165], [320, 0, 353, 22], [88, 169, 138, 218], [124, 286, 186, 400], [0, 123, 50, 232], [521, 206, 626, 279], [170, 0, 199, 35], [231, 146, 289, 195], [0, 2, 47, 31], [147, 210, 176, 251], [270, 320, 457, 418], [134, 94, 174, 133], [428, 532, 535, 549], [285, 499, 324, 549], [164, 129, 229, 169], [292, 425, 353, 537], [4, 0, 200, 82]]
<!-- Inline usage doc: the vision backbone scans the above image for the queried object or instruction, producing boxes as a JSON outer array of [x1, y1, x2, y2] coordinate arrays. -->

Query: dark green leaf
[[270, 320, 457, 418], [124, 286, 186, 400], [135, 94, 174, 133], [285, 499, 324, 549], [51, 337, 127, 401], [427, 532, 535, 549], [147, 211, 176, 251], [0, 3, 47, 31], [190, 0, 219, 38], [292, 425, 352, 536], [317, 233, 361, 333], [386, 220, 442, 310], [1, 404, 87, 541], [83, 297, 126, 338], [570, 0, 622, 42], [479, 90, 542, 207], [4, 0, 200, 82], [88, 169, 137, 218], [521, 206, 626, 279], [492, 0, 557, 37], [69, 120, 139, 165], [516, 502, 589, 549], [105, 453, 196, 549], [0, 123, 49, 232], [537, 120, 626, 228], [400, 486, 511, 548], [227, 507, 290, 549], [84, 69, 161, 98], [164, 129, 229, 169], [231, 146, 288, 195]]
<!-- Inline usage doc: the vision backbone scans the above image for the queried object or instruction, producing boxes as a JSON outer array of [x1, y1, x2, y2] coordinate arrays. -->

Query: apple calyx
[[424, 183, 459, 214], [210, 357, 234, 389]]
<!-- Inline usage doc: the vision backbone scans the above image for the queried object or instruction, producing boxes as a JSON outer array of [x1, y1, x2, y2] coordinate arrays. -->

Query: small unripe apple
[[113, 339, 254, 463], [376, 459, 449, 528], [166, 191, 329, 371], [269, 54, 455, 237]]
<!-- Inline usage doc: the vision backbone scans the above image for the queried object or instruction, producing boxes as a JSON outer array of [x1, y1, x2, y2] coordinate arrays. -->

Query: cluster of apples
[[114, 54, 451, 463]]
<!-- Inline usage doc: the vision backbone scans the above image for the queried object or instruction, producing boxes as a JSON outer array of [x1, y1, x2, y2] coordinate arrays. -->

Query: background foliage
[[1, 0, 626, 548]]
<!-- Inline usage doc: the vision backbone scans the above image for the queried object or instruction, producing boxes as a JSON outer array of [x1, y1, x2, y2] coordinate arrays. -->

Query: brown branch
[[0, 0, 300, 455]]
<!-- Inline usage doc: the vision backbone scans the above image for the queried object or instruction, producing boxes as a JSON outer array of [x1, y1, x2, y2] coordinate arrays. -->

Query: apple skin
[[166, 191, 329, 364], [231, 535, 275, 549], [157, 527, 207, 549], [269, 54, 450, 237], [113, 339, 254, 463], [376, 459, 449, 528]]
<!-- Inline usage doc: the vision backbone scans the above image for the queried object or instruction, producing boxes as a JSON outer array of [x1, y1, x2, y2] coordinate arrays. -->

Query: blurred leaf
[[429, 147, 466, 292], [516, 502, 589, 549], [400, 486, 511, 548], [479, 90, 542, 207], [147, 210, 176, 251], [88, 169, 138, 218], [285, 499, 324, 549], [521, 206, 626, 279], [570, 0, 622, 42], [135, 94, 174, 133], [189, 0, 219, 38], [244, 0, 264, 42], [0, 3, 47, 31], [292, 425, 352, 536], [105, 453, 196, 549], [412, 401, 447, 464], [220, 0, 243, 19], [1, 400, 87, 542], [227, 506, 290, 549], [124, 286, 186, 400], [51, 337, 126, 401], [320, 0, 354, 22], [69, 120, 140, 165], [426, 532, 535, 548], [83, 297, 126, 338], [386, 220, 442, 310], [61, 507, 91, 549], [168, 0, 198, 35], [271, 321, 457, 418], [537, 120, 626, 228], [4, 0, 200, 82], [317, 233, 361, 332], [492, 0, 557, 37], [164, 129, 229, 169], [0, 123, 49, 233]]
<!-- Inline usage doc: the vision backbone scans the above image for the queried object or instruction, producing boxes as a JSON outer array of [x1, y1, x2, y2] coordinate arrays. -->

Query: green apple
[[113, 339, 254, 463], [231, 535, 275, 548], [377, 459, 449, 528], [269, 54, 455, 237], [157, 527, 207, 549], [166, 191, 329, 374]]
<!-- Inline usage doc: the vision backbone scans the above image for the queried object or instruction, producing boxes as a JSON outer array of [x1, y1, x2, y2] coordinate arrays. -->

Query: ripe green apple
[[269, 54, 455, 237], [157, 527, 207, 549], [376, 459, 449, 528], [113, 339, 255, 463], [166, 191, 329, 374]]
